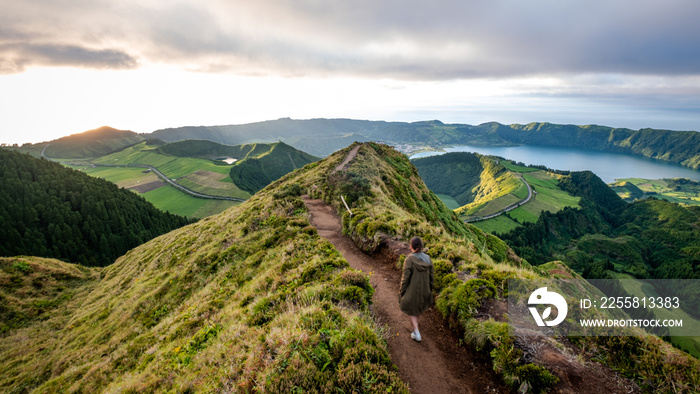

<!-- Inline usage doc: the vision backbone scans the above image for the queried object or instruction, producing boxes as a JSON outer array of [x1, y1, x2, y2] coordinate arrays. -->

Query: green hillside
[[63, 140, 318, 218], [89, 141, 253, 213], [229, 142, 320, 194], [412, 152, 523, 213], [16, 126, 146, 159], [155, 139, 274, 160], [1, 143, 698, 392], [0, 149, 193, 266]]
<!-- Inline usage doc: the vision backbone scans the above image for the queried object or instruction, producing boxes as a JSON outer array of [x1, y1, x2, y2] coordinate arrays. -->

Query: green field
[[458, 173, 528, 218], [471, 215, 521, 234], [80, 164, 239, 218], [471, 169, 580, 232], [436, 194, 461, 210], [611, 178, 700, 205], [608, 272, 700, 359], [68, 165, 158, 185], [499, 160, 541, 173], [91, 143, 252, 199], [508, 172, 580, 223], [142, 185, 239, 218]]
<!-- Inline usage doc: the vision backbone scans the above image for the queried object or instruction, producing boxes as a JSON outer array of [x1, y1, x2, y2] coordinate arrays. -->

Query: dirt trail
[[304, 197, 506, 394], [333, 144, 362, 173]]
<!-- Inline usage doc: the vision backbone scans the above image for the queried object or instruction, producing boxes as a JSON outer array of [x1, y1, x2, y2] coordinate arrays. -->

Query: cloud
[[0, 43, 137, 74], [1, 0, 699, 79]]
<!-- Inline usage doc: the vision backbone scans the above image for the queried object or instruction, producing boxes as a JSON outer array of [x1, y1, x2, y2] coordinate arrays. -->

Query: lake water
[[410, 145, 700, 184]]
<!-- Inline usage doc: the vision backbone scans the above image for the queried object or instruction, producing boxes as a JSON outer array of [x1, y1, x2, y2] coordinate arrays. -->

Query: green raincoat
[[399, 252, 434, 316]]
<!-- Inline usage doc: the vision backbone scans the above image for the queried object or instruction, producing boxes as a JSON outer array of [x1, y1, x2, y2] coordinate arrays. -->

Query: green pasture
[[471, 215, 521, 235], [88, 142, 241, 198], [436, 194, 461, 210], [500, 160, 540, 173], [142, 185, 238, 218], [80, 166, 159, 187], [473, 170, 580, 232], [471, 194, 522, 217], [614, 178, 700, 206], [60, 159, 240, 218], [177, 176, 251, 200]]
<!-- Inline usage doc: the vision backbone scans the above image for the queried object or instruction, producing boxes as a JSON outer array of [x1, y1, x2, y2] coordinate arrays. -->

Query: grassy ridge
[[15, 127, 146, 159], [0, 256, 100, 335]]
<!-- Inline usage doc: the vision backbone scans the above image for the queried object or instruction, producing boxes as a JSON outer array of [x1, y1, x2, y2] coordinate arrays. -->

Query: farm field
[[611, 178, 700, 205], [67, 162, 239, 218], [91, 141, 250, 198], [470, 167, 580, 233], [471, 215, 520, 234], [142, 185, 239, 218], [511, 172, 580, 221]]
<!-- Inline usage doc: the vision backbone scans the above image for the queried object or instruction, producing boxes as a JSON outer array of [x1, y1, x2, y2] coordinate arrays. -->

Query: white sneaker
[[411, 331, 422, 342]]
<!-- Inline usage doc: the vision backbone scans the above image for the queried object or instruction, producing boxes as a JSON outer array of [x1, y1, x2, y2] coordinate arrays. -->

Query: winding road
[[465, 173, 534, 223], [91, 163, 246, 202], [42, 145, 245, 202]]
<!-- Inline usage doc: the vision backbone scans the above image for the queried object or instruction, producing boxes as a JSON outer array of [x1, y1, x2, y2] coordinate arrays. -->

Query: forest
[[0, 149, 193, 266]]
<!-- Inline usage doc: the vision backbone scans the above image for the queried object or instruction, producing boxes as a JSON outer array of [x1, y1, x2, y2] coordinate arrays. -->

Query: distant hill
[[506, 122, 700, 170], [412, 152, 523, 210], [16, 126, 146, 159], [155, 139, 274, 160], [0, 149, 193, 266], [146, 118, 700, 170], [229, 141, 320, 193]]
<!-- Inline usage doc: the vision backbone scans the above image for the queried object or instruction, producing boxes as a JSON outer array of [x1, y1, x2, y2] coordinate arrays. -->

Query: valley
[[53, 139, 318, 218], [2, 120, 700, 393]]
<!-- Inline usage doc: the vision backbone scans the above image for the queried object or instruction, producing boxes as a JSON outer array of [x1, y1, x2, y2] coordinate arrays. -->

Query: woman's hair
[[410, 236, 423, 252]]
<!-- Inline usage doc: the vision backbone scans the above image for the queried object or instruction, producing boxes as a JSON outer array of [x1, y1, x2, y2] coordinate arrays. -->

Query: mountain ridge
[[146, 118, 700, 170]]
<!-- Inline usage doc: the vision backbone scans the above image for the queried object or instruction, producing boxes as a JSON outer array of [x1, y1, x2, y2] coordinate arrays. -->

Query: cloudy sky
[[2, 0, 700, 144]]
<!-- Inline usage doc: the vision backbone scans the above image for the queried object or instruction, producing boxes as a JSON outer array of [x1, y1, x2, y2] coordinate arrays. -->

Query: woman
[[399, 236, 434, 342]]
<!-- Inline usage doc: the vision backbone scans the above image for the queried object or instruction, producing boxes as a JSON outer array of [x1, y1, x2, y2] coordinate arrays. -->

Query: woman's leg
[[409, 315, 419, 333]]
